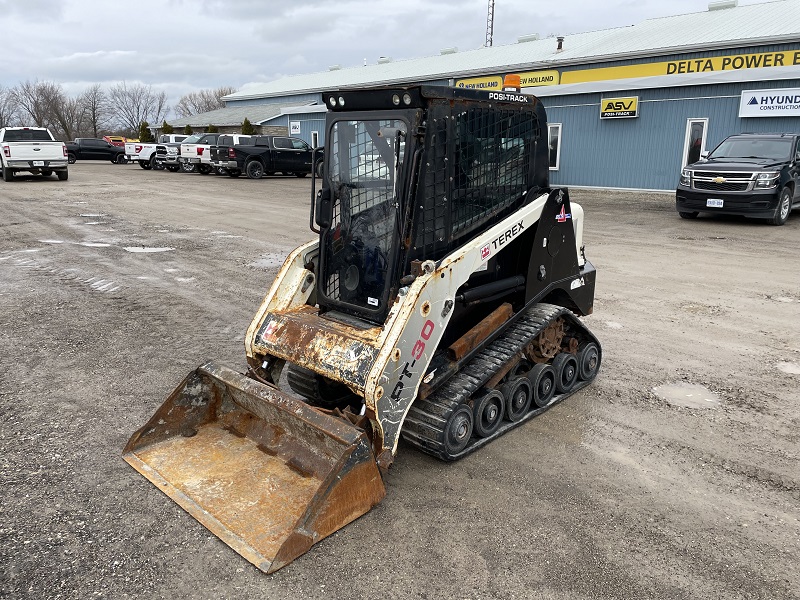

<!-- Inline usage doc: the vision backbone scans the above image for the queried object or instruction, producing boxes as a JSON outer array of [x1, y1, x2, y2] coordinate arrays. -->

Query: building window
[[548, 123, 562, 170]]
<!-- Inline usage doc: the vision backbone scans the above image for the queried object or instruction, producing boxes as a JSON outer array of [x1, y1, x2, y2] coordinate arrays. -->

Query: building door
[[682, 118, 708, 166]]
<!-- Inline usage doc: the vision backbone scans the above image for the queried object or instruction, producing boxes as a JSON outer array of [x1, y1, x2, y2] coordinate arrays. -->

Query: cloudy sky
[[0, 0, 762, 113]]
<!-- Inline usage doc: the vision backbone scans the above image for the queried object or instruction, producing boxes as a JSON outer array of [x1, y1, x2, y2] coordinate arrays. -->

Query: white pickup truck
[[179, 133, 220, 174], [0, 127, 69, 181], [126, 134, 188, 170]]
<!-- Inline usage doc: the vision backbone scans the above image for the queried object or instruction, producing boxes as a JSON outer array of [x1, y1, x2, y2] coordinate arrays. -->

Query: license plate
[[706, 198, 724, 208], [32, 160, 44, 166]]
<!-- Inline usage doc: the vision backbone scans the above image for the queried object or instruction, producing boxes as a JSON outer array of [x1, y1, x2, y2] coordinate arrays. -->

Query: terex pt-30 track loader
[[124, 85, 601, 573]]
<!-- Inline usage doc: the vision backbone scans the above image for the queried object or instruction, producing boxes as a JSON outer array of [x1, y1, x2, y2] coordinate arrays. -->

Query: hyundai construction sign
[[739, 88, 800, 117]]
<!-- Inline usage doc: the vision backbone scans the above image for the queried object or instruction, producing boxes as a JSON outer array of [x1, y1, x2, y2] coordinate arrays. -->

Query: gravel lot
[[1, 162, 798, 600]]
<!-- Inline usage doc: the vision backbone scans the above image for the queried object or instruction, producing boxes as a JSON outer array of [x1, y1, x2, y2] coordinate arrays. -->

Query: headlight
[[755, 171, 779, 189], [680, 168, 692, 186]]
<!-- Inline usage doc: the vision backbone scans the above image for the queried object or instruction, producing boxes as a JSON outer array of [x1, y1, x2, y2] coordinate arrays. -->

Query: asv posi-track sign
[[600, 96, 639, 119], [739, 88, 800, 118]]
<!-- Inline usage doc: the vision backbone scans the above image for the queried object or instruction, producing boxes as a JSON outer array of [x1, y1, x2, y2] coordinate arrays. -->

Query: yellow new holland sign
[[601, 96, 639, 119]]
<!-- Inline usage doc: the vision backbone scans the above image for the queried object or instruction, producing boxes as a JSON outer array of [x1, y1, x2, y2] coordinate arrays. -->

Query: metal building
[[215, 0, 800, 191]]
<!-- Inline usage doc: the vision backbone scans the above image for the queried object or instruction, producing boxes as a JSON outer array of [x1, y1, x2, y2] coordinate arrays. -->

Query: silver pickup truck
[[0, 127, 69, 181]]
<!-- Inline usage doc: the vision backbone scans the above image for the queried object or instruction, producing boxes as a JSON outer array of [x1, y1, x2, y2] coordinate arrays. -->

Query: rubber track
[[401, 302, 600, 461]]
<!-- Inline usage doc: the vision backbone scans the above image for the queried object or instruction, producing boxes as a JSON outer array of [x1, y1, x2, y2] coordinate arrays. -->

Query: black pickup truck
[[676, 133, 800, 226], [65, 138, 128, 164], [222, 135, 323, 179]]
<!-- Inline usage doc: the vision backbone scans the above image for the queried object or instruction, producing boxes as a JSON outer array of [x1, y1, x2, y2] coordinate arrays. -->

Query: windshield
[[181, 134, 203, 144], [710, 137, 792, 161], [320, 118, 407, 314], [4, 129, 54, 142]]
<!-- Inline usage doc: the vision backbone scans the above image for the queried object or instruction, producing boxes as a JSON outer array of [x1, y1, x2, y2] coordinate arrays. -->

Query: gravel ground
[[1, 162, 798, 599]]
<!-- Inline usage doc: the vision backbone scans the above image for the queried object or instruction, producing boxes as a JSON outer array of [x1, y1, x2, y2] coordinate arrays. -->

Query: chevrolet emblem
[[712, 176, 727, 183]]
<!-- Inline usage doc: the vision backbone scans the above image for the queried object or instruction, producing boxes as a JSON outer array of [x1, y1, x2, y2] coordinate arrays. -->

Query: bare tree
[[79, 83, 110, 138], [40, 83, 86, 140], [108, 81, 168, 135], [13, 80, 55, 128], [0, 85, 18, 128], [174, 86, 237, 118]]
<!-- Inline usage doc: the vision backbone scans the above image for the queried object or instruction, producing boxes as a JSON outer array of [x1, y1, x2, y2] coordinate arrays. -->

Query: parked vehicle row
[[147, 134, 323, 178]]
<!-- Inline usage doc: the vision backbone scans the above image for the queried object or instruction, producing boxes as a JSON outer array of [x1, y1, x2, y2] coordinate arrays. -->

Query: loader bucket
[[123, 362, 385, 573]]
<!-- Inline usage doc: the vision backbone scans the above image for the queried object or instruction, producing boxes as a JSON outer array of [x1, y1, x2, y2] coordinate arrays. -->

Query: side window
[[548, 123, 562, 170], [795, 138, 800, 160], [290, 138, 309, 150], [273, 137, 292, 150], [218, 136, 232, 146]]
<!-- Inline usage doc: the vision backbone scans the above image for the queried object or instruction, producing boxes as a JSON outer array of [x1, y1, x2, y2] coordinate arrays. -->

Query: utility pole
[[486, 0, 495, 47]]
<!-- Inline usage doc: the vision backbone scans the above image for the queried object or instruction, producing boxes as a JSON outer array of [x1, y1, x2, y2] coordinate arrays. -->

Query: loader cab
[[315, 86, 550, 325], [316, 89, 425, 323]]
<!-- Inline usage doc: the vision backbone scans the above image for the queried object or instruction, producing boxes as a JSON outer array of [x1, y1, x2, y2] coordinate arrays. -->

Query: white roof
[[168, 102, 307, 127], [226, 0, 800, 101]]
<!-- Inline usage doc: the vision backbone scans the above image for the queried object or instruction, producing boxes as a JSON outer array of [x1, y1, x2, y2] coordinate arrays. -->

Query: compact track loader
[[124, 84, 601, 573]]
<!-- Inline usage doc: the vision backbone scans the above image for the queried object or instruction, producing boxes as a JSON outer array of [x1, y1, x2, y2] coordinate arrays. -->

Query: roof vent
[[708, 0, 737, 10], [328, 64, 341, 71], [556, 36, 564, 52], [440, 47, 458, 55], [377, 56, 393, 64], [517, 33, 539, 43]]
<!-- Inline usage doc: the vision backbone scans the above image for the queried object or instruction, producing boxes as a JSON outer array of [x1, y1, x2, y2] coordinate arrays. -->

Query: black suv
[[676, 133, 800, 226]]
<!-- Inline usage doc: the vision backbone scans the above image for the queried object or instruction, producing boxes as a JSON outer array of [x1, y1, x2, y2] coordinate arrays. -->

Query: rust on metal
[[252, 305, 382, 393], [526, 317, 564, 363], [123, 362, 385, 574], [448, 302, 513, 361]]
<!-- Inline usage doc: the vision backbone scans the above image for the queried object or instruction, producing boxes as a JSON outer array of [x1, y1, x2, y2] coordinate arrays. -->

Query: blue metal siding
[[544, 79, 800, 190], [262, 112, 327, 146]]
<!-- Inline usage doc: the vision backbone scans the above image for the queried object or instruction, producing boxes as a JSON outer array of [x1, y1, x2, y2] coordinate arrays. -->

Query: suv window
[[3, 129, 54, 142], [289, 138, 309, 150]]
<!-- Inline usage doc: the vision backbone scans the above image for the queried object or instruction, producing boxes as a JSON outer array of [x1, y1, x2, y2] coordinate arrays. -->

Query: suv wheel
[[769, 187, 792, 226], [246, 160, 264, 179]]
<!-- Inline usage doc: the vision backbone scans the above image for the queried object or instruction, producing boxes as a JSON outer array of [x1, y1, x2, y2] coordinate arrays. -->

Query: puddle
[[163, 268, 179, 273], [777, 362, 800, 375], [80, 242, 111, 247], [124, 247, 174, 253], [653, 382, 720, 409], [175, 277, 196, 283], [80, 213, 106, 217], [39, 239, 64, 244]]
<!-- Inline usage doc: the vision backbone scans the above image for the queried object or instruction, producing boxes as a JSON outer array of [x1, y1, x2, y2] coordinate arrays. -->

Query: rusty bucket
[[123, 362, 385, 573]]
